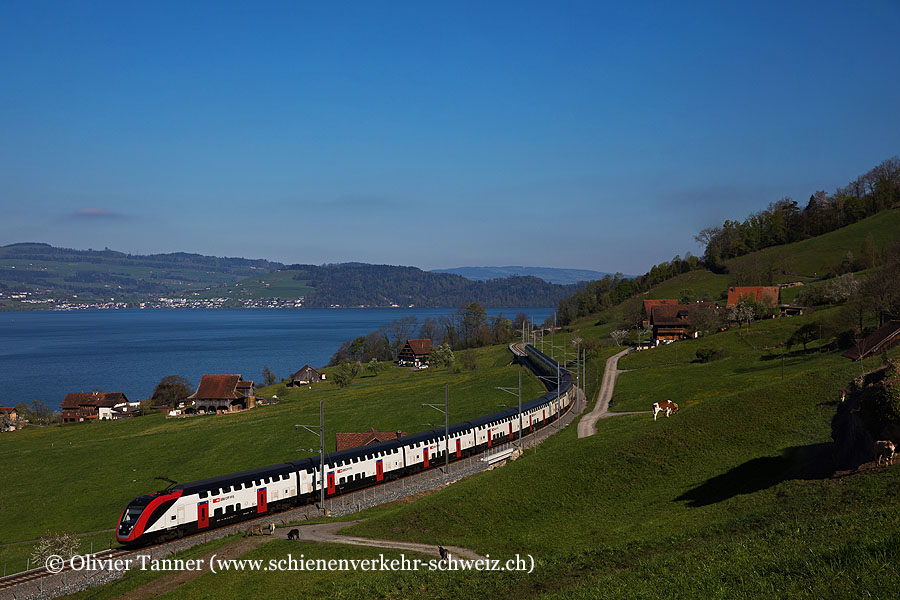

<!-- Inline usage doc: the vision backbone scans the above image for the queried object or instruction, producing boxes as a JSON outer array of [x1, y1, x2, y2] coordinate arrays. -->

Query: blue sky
[[1, 1, 898, 274]]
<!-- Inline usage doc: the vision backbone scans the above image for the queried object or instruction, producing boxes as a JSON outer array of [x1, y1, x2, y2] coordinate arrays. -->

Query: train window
[[237, 503, 241, 511], [214, 508, 223, 517], [199, 491, 208, 499], [171, 515, 176, 520]]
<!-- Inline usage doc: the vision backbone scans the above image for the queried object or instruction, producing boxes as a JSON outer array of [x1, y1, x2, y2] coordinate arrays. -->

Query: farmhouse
[[336, 427, 407, 451], [640, 299, 679, 329], [650, 302, 718, 342], [290, 365, 325, 386], [398, 338, 433, 367], [187, 374, 256, 414], [61, 391, 132, 423], [650, 305, 694, 342], [726, 286, 780, 308]]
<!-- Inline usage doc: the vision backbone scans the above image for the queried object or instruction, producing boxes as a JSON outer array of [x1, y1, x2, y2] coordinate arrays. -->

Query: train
[[116, 344, 573, 546]]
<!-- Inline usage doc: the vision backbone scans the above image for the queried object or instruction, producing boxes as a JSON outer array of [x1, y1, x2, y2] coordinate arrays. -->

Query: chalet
[[335, 427, 407, 451], [843, 321, 900, 361], [640, 299, 679, 329], [290, 365, 325, 386], [649, 302, 718, 342], [726, 286, 780, 308], [61, 391, 131, 423], [398, 338, 433, 367], [650, 305, 695, 342], [187, 374, 256, 414]]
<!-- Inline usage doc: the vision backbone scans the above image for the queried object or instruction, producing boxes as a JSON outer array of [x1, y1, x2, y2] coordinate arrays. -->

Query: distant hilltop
[[431, 266, 628, 285]]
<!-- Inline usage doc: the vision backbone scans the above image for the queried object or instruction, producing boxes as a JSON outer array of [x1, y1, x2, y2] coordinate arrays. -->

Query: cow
[[288, 528, 300, 540], [268, 522, 276, 535], [438, 545, 449, 561], [875, 440, 895, 466], [244, 524, 264, 537], [652, 400, 679, 421]]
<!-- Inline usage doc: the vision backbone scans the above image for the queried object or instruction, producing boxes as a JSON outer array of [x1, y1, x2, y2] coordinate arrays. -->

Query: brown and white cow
[[875, 440, 895, 466], [652, 400, 679, 421]]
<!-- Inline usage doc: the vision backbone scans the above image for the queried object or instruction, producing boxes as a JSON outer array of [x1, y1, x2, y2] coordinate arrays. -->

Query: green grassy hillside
[[0, 345, 542, 571], [642, 208, 900, 304], [332, 319, 898, 598]]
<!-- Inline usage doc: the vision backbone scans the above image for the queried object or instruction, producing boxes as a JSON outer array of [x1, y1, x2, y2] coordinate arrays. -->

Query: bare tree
[[386, 316, 419, 359], [610, 330, 629, 346]]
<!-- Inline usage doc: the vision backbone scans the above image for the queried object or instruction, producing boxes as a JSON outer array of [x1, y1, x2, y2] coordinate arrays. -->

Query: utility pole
[[422, 385, 450, 475], [295, 397, 325, 510], [497, 369, 523, 448]]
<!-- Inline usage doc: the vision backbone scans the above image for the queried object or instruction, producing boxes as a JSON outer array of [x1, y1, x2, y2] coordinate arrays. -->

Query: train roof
[[173, 463, 295, 494]]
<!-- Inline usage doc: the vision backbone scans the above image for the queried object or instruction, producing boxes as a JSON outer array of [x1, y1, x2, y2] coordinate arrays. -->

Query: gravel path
[[577, 348, 647, 438], [273, 521, 486, 560]]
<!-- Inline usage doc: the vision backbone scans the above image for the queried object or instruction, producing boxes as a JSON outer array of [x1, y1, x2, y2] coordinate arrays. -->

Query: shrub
[[695, 347, 728, 363]]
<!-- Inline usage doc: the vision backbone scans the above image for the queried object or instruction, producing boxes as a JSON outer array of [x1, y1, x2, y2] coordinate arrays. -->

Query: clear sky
[[1, 1, 898, 274]]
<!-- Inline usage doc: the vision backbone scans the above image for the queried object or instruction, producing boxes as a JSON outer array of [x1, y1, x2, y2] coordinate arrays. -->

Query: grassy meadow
[[0, 344, 543, 572]]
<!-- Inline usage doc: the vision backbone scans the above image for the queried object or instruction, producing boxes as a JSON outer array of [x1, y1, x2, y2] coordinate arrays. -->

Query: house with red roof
[[650, 302, 718, 342], [726, 286, 780, 308], [61, 391, 132, 423], [398, 338, 433, 367], [336, 427, 407, 451], [187, 374, 255, 414], [640, 299, 679, 328]]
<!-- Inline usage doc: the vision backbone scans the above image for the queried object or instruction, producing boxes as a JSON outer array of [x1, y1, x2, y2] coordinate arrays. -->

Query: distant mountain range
[[431, 266, 623, 285], [0, 243, 580, 310]]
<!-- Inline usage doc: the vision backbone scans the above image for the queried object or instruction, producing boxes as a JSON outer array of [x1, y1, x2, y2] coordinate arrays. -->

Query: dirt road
[[577, 348, 645, 437]]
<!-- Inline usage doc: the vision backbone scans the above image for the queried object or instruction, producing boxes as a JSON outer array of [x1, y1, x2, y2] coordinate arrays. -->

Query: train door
[[488, 428, 492, 448], [177, 505, 185, 526], [197, 502, 209, 529], [423, 447, 430, 468], [508, 423, 512, 439], [529, 414, 533, 431], [456, 439, 461, 458], [327, 472, 335, 495], [257, 488, 267, 513], [376, 459, 384, 482]]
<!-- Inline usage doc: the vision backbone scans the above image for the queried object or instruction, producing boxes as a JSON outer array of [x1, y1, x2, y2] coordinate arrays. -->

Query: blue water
[[0, 308, 553, 408]]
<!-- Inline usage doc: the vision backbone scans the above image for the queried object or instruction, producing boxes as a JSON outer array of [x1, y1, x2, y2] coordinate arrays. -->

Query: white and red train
[[116, 345, 573, 546]]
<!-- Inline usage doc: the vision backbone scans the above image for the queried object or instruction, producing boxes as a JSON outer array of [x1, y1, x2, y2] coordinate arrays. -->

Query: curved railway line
[[0, 343, 581, 598]]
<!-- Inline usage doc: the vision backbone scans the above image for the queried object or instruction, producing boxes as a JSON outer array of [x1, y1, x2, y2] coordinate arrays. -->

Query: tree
[[788, 322, 821, 351], [261, 365, 277, 387], [689, 305, 723, 336], [430, 342, 455, 368], [151, 375, 193, 410], [366, 358, 385, 377], [332, 362, 359, 388], [386, 316, 419, 359], [459, 349, 478, 370], [610, 330, 629, 346], [824, 273, 860, 304], [31, 531, 80, 564]]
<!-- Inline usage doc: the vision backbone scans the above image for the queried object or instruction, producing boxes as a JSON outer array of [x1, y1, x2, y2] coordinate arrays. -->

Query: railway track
[[0, 343, 578, 598]]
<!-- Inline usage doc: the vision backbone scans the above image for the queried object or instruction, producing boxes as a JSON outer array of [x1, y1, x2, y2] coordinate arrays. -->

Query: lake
[[0, 307, 554, 408]]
